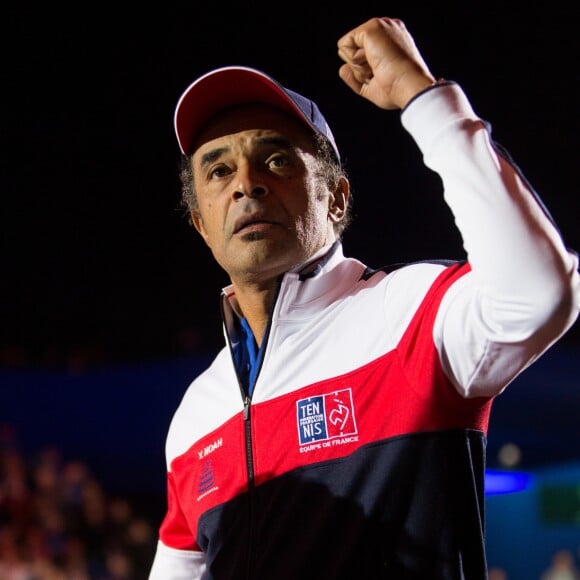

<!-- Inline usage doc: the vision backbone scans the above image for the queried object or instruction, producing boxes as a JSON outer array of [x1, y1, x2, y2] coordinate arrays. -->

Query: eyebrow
[[198, 136, 295, 168], [199, 147, 229, 168]]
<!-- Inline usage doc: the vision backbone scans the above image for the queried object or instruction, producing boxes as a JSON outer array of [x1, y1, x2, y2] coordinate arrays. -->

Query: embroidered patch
[[296, 388, 358, 447], [197, 458, 219, 501]]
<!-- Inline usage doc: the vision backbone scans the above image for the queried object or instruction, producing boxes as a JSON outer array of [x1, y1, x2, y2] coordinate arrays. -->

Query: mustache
[[232, 200, 282, 234]]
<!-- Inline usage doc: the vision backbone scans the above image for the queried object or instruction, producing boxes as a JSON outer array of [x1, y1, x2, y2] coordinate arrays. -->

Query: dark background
[[2, 2, 579, 482]]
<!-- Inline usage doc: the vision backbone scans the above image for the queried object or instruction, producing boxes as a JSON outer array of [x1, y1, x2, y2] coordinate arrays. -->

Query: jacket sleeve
[[148, 471, 206, 579], [149, 540, 206, 579], [401, 82, 580, 397]]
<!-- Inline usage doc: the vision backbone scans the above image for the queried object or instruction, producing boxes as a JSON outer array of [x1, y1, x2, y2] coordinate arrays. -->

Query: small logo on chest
[[296, 388, 358, 450]]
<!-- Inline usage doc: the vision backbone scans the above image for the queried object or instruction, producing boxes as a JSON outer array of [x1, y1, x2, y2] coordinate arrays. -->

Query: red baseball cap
[[174, 66, 340, 161]]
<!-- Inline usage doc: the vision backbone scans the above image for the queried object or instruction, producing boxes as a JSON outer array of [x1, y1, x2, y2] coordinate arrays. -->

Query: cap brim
[[174, 66, 315, 156]]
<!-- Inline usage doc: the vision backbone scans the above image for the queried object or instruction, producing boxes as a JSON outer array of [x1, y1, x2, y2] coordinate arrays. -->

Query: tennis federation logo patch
[[296, 388, 358, 449]]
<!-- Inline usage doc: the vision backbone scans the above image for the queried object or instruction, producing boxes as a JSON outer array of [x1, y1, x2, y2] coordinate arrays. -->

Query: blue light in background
[[485, 470, 532, 495]]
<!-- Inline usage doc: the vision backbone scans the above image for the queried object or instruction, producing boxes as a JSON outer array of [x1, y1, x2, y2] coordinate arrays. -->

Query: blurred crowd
[[0, 423, 158, 579]]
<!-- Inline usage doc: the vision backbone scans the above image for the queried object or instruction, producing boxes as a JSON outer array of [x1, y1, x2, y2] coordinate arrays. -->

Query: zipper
[[220, 279, 282, 578], [243, 395, 255, 483], [243, 394, 255, 579]]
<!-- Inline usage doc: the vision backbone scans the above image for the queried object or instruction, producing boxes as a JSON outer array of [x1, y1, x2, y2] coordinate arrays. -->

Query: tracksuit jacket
[[149, 82, 580, 579]]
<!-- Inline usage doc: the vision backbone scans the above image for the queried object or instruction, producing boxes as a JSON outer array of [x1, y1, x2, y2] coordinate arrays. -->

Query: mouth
[[233, 214, 279, 235]]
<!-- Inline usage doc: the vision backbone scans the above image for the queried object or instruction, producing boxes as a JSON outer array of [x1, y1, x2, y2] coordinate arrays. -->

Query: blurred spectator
[[0, 424, 157, 579], [541, 549, 580, 580]]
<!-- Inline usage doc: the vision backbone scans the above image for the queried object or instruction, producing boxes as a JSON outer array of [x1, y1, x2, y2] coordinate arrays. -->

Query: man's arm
[[403, 82, 579, 396], [338, 16, 580, 396]]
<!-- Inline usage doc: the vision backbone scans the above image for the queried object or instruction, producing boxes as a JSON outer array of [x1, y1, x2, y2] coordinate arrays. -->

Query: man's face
[[190, 105, 343, 286]]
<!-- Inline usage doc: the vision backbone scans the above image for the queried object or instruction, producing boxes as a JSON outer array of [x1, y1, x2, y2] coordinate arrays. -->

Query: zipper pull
[[243, 396, 251, 420]]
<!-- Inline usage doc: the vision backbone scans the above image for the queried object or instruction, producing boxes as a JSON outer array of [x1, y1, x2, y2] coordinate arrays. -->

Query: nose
[[232, 163, 269, 200]]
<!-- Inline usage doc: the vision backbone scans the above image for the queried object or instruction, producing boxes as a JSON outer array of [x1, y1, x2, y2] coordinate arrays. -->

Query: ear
[[328, 177, 350, 224], [190, 210, 211, 247]]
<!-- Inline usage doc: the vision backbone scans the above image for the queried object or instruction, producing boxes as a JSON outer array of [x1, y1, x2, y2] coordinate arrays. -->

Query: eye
[[208, 164, 232, 180], [266, 153, 290, 170]]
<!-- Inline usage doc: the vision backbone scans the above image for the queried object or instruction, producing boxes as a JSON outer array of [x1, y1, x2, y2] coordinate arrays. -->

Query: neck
[[230, 278, 279, 346], [228, 241, 337, 344]]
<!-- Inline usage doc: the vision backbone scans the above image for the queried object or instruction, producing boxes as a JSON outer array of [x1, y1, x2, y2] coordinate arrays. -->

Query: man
[[149, 16, 579, 579]]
